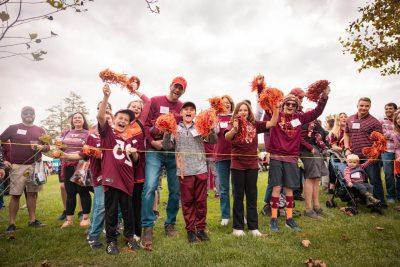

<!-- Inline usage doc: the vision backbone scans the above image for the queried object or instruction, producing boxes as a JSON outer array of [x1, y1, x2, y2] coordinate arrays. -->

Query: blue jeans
[[382, 152, 400, 200], [363, 159, 386, 204], [88, 185, 105, 239], [216, 160, 231, 219], [141, 151, 180, 228]]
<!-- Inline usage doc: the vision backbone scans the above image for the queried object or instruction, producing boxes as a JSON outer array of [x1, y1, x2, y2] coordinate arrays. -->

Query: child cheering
[[225, 101, 279, 237], [163, 102, 217, 243], [97, 84, 139, 255]]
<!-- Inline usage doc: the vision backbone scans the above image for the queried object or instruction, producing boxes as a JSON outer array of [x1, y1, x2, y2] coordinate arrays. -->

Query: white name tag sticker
[[351, 172, 361, 179], [160, 106, 169, 114], [131, 139, 138, 145], [290, 119, 301, 128], [16, 129, 27, 135], [219, 122, 228, 129], [352, 122, 361, 129], [190, 129, 200, 137]]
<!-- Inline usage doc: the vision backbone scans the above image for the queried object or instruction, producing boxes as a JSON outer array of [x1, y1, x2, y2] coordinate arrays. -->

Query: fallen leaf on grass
[[301, 239, 311, 247], [375, 226, 384, 231], [305, 258, 327, 267], [41, 260, 50, 267], [341, 235, 350, 241], [122, 248, 137, 254]]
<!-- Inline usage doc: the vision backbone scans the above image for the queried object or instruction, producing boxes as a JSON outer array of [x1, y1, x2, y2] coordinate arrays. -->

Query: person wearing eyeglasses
[[267, 87, 330, 233]]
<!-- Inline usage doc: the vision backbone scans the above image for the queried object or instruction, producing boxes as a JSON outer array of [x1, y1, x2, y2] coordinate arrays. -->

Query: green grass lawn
[[1, 173, 400, 266]]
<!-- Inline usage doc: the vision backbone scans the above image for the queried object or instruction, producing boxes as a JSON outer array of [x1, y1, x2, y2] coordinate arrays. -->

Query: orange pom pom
[[99, 68, 139, 94], [155, 113, 178, 135], [258, 87, 284, 114], [306, 80, 330, 102], [82, 145, 102, 159], [362, 131, 387, 159], [195, 109, 218, 138], [209, 97, 225, 114], [251, 75, 266, 94]]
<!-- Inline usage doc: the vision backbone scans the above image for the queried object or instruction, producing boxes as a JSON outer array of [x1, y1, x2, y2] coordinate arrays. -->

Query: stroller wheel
[[326, 199, 336, 208]]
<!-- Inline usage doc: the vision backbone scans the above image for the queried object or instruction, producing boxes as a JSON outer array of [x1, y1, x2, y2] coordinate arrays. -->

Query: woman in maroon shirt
[[59, 112, 91, 228], [225, 101, 278, 237], [215, 95, 234, 226]]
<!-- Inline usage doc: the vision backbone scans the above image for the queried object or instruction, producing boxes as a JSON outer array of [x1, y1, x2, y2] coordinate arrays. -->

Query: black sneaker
[[78, 211, 83, 221], [269, 218, 279, 232], [285, 218, 301, 231], [28, 220, 45, 228], [106, 242, 119, 255], [87, 237, 103, 249], [195, 230, 210, 241], [6, 224, 16, 234], [260, 203, 271, 216], [58, 210, 66, 221], [126, 239, 140, 251], [187, 231, 199, 243]]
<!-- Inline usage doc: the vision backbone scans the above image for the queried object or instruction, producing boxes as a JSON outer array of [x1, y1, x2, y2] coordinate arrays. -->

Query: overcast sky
[[0, 0, 399, 132]]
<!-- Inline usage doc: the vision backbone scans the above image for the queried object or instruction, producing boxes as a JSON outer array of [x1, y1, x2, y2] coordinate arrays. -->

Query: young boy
[[97, 84, 139, 255], [163, 102, 217, 243], [344, 154, 380, 207]]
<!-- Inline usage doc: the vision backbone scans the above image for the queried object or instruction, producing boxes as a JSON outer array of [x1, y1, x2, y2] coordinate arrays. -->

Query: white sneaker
[[133, 235, 140, 242], [250, 229, 263, 237], [221, 219, 229, 226], [232, 229, 246, 237]]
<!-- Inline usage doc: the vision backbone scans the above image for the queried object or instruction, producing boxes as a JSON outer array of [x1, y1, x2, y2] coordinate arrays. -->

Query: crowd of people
[[0, 75, 399, 255]]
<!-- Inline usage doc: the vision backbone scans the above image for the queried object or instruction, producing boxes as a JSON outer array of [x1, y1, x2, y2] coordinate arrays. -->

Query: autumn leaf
[[0, 11, 10, 22], [375, 226, 384, 231], [29, 33, 38, 40], [305, 258, 327, 267], [301, 239, 311, 248]]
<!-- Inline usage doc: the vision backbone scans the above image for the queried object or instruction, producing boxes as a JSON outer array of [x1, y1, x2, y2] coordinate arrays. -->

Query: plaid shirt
[[380, 117, 395, 152], [345, 113, 383, 158]]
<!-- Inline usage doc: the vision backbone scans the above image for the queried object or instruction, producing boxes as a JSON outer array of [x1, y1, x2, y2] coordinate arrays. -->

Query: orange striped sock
[[286, 208, 293, 219], [271, 208, 278, 218]]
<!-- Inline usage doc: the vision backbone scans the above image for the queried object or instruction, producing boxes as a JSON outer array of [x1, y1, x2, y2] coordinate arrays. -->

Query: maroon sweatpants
[[180, 173, 208, 232]]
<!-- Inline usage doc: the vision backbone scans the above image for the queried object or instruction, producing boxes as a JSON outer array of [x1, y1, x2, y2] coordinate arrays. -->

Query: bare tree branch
[[0, 0, 22, 40], [0, 50, 33, 60], [145, 0, 159, 14]]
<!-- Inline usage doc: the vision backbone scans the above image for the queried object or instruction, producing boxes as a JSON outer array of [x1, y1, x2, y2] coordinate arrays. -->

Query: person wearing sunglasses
[[266, 87, 330, 233], [1, 106, 49, 237]]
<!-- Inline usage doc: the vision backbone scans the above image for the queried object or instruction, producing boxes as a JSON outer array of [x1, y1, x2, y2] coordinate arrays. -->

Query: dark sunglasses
[[285, 102, 298, 108], [22, 111, 35, 116]]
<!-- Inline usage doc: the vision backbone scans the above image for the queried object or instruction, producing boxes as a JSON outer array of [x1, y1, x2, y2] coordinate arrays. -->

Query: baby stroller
[[325, 150, 383, 215]]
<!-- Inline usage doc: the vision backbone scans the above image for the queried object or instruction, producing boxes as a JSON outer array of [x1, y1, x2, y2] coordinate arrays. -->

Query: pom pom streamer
[[306, 80, 330, 102], [362, 131, 387, 159], [258, 87, 283, 114], [209, 97, 225, 114], [99, 68, 138, 93], [251, 75, 266, 95], [82, 145, 102, 159], [195, 109, 218, 138], [155, 113, 178, 135]]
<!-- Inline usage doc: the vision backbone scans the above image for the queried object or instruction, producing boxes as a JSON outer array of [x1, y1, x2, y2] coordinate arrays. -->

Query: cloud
[[0, 0, 398, 132]]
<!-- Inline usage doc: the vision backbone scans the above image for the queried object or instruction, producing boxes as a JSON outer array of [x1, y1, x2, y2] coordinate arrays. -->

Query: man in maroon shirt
[[141, 76, 186, 251], [344, 97, 386, 206], [0, 106, 48, 236]]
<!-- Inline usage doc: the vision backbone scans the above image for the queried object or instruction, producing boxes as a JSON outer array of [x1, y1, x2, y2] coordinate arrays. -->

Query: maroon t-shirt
[[226, 121, 268, 170], [145, 95, 183, 149], [61, 129, 89, 168], [0, 123, 46, 164], [267, 98, 327, 161], [131, 121, 146, 184], [203, 142, 215, 160], [99, 123, 136, 196], [215, 114, 232, 162], [85, 132, 102, 187]]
